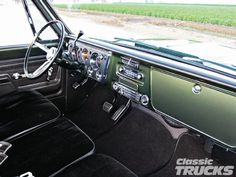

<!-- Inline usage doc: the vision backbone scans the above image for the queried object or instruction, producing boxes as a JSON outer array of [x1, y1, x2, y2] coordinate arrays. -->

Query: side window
[[28, 1, 57, 40], [0, 0, 57, 47]]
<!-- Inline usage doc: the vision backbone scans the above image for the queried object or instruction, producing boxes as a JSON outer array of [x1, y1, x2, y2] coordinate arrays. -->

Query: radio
[[112, 82, 149, 106], [118, 66, 144, 80], [118, 57, 144, 81]]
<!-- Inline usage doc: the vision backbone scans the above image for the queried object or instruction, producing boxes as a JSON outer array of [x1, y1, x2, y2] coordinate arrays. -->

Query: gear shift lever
[[74, 30, 84, 47], [77, 30, 84, 40]]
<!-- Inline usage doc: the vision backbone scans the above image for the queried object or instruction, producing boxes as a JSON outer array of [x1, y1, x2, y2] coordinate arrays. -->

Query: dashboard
[[61, 39, 150, 106], [60, 40, 111, 83], [61, 37, 236, 149], [63, 39, 150, 105]]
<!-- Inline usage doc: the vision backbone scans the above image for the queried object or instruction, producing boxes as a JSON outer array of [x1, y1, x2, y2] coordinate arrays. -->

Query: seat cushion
[[0, 117, 95, 177], [53, 154, 138, 177], [0, 90, 60, 140]]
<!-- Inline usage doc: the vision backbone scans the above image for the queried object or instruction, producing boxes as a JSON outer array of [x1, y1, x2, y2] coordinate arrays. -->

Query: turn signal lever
[[56, 52, 85, 70]]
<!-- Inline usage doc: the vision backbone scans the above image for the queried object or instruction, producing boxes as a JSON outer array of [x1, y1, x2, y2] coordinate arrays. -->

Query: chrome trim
[[0, 141, 12, 154], [67, 36, 236, 90], [116, 72, 144, 86], [19, 172, 34, 177], [0, 153, 8, 166], [140, 95, 149, 106], [118, 76, 139, 91]]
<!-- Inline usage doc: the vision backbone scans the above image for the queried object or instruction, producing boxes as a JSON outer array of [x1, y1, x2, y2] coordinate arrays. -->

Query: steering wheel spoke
[[24, 20, 65, 79], [34, 41, 50, 53], [32, 60, 51, 77]]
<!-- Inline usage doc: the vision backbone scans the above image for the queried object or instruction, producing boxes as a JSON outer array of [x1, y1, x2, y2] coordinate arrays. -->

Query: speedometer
[[96, 55, 103, 68], [90, 52, 99, 70], [90, 53, 104, 70]]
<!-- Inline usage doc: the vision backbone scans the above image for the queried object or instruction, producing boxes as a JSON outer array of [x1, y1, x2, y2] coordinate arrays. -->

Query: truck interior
[[0, 0, 235, 177]]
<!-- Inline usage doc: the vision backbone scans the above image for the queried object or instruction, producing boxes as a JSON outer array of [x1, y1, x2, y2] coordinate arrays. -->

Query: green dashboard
[[107, 52, 236, 149], [65, 37, 236, 149], [150, 68, 236, 148]]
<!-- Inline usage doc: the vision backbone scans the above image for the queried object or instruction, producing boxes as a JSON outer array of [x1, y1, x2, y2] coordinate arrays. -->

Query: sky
[[52, 0, 236, 5]]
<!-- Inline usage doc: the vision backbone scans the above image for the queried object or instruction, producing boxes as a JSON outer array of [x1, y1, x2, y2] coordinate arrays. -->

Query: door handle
[[12, 73, 26, 80]]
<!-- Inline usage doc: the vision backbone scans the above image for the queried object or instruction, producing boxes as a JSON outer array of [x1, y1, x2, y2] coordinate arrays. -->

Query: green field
[[54, 3, 236, 27]]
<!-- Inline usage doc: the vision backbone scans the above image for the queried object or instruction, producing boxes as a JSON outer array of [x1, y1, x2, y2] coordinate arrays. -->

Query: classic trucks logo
[[175, 158, 234, 176]]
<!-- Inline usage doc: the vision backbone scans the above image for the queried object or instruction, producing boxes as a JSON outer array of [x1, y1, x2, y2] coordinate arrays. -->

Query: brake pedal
[[103, 102, 113, 113]]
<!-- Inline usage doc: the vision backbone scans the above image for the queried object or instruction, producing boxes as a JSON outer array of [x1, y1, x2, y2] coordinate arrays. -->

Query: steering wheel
[[24, 20, 65, 79]]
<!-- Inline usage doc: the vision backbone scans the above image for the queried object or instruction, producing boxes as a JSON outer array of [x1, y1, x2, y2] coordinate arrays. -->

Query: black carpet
[[54, 154, 138, 177], [66, 85, 129, 139], [149, 134, 235, 177], [66, 85, 115, 139], [95, 107, 176, 177]]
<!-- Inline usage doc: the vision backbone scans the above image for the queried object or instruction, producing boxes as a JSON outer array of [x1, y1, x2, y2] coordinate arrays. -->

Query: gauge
[[90, 53, 103, 70], [90, 52, 99, 70], [81, 48, 89, 61], [96, 55, 103, 68]]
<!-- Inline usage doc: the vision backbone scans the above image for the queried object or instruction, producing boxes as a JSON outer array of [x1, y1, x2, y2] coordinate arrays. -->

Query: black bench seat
[[0, 117, 94, 177]]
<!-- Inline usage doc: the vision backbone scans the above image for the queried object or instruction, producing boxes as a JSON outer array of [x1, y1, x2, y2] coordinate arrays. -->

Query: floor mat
[[66, 84, 129, 139], [95, 107, 176, 176], [66, 85, 115, 139], [149, 134, 235, 177]]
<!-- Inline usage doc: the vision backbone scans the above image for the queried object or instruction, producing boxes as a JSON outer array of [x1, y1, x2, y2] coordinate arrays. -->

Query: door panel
[[0, 45, 63, 97], [0, 74, 16, 97]]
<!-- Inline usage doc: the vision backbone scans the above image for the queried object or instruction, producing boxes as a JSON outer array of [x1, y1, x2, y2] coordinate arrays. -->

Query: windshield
[[52, 1, 236, 77]]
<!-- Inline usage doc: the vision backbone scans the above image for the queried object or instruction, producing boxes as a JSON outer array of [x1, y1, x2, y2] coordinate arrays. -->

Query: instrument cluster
[[67, 41, 111, 83]]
